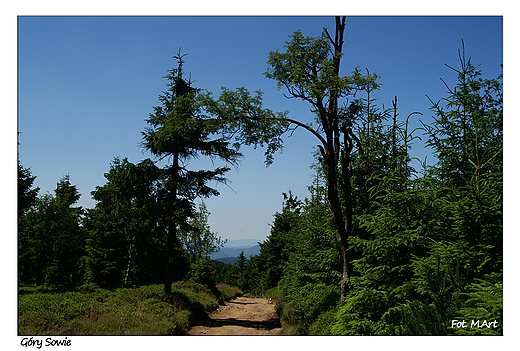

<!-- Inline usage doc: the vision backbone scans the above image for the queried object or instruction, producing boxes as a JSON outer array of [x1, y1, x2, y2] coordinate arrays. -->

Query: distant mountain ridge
[[213, 257, 240, 265], [223, 239, 263, 248], [209, 239, 262, 263]]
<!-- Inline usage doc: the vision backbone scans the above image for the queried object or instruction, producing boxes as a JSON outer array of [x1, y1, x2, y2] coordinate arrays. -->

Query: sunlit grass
[[18, 282, 241, 335]]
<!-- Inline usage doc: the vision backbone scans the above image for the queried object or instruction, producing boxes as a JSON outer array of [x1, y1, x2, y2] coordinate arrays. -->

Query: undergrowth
[[19, 282, 242, 335]]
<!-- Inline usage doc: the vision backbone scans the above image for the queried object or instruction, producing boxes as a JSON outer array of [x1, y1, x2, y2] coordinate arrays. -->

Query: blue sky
[[17, 15, 503, 243]]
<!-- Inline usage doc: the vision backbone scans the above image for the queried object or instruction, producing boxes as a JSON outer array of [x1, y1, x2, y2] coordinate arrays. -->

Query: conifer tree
[[19, 175, 84, 288], [141, 51, 241, 293], [83, 157, 164, 288], [18, 161, 39, 217]]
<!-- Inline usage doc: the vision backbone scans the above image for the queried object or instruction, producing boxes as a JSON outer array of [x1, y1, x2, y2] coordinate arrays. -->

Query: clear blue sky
[[17, 16, 503, 242]]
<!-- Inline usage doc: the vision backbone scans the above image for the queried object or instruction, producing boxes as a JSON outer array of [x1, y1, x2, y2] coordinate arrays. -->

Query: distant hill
[[213, 257, 239, 265], [210, 244, 261, 262], [224, 239, 263, 248]]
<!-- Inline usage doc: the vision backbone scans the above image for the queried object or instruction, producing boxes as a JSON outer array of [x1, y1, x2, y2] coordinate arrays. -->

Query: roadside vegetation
[[18, 283, 241, 335]]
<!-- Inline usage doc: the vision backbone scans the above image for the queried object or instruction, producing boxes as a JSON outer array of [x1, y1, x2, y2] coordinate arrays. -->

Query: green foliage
[[263, 18, 425, 300], [215, 284, 243, 302], [242, 42, 503, 336], [454, 275, 502, 335], [285, 283, 339, 333], [142, 51, 241, 171], [200, 86, 290, 166], [252, 194, 341, 334], [265, 29, 348, 105], [188, 258, 216, 289], [308, 306, 338, 335], [141, 52, 246, 293], [331, 45, 502, 336], [179, 201, 227, 261], [331, 287, 394, 335], [424, 41, 502, 188], [18, 175, 85, 289], [279, 201, 340, 289], [18, 283, 221, 335], [246, 192, 301, 293], [82, 157, 171, 288], [18, 161, 40, 216]]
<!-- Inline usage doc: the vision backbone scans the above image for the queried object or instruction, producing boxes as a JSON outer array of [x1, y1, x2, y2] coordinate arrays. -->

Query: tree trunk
[[164, 152, 179, 295], [323, 147, 354, 298], [124, 239, 134, 286], [164, 219, 177, 294], [325, 16, 353, 298]]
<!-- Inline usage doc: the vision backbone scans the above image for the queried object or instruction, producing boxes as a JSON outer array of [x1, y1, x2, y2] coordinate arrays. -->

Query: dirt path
[[187, 296, 284, 335]]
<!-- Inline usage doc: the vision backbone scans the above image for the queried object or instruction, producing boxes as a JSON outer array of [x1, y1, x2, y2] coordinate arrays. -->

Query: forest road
[[187, 296, 284, 335]]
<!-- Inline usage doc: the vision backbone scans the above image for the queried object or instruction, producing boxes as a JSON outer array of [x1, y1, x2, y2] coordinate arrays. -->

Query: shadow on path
[[201, 316, 281, 330], [187, 297, 284, 335]]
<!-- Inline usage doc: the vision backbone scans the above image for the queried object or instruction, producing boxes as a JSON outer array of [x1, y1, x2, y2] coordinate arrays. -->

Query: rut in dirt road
[[187, 296, 284, 335]]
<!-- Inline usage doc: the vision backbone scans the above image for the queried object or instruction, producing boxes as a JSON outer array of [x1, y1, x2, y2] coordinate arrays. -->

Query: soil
[[187, 296, 284, 335]]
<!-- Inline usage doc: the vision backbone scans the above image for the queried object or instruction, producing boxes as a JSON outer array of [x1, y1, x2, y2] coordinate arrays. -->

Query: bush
[[215, 284, 242, 302], [188, 258, 216, 288], [308, 306, 338, 335], [330, 287, 394, 335]]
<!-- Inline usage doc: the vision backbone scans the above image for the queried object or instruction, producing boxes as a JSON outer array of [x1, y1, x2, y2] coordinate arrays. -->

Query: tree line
[[18, 17, 502, 335]]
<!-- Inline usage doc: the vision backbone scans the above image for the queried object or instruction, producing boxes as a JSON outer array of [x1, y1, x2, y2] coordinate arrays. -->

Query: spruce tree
[[141, 51, 241, 293]]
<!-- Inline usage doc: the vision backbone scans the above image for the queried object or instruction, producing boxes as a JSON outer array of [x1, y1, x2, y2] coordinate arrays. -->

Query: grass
[[215, 283, 242, 302], [19, 282, 242, 335]]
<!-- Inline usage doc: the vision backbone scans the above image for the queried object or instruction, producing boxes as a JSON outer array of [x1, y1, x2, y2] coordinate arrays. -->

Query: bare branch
[[323, 27, 334, 46]]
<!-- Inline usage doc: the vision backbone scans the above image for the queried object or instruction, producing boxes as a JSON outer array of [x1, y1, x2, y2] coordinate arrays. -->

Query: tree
[[328, 44, 503, 335], [179, 201, 226, 261], [179, 201, 226, 290], [83, 157, 166, 288], [19, 175, 84, 288], [141, 51, 241, 294], [425, 41, 503, 188], [258, 192, 301, 290], [235, 251, 248, 290], [263, 16, 381, 297], [401, 45, 503, 334], [18, 161, 39, 217]]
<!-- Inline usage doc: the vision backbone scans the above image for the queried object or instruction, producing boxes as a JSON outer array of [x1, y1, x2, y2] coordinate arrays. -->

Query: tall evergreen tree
[[83, 157, 165, 288], [329, 44, 503, 336], [141, 51, 241, 293], [19, 175, 84, 288], [425, 41, 503, 187], [18, 161, 39, 217]]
